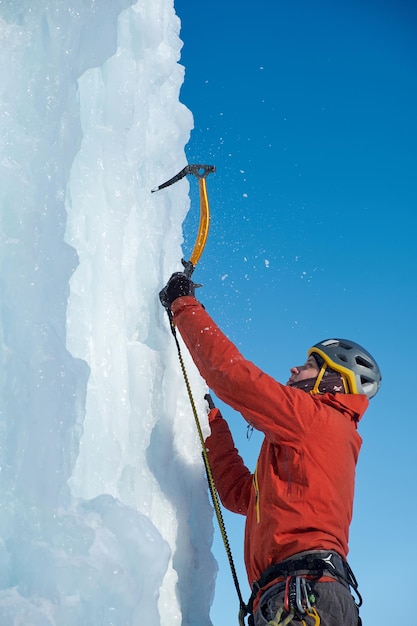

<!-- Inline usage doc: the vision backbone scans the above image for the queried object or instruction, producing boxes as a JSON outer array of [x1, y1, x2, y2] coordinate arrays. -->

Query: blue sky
[[174, 1, 417, 624]]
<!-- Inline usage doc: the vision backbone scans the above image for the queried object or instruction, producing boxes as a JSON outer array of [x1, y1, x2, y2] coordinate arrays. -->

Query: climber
[[159, 272, 381, 626]]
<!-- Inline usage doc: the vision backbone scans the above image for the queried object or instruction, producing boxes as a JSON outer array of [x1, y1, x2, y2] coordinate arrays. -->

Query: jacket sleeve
[[171, 296, 315, 444], [205, 407, 252, 515]]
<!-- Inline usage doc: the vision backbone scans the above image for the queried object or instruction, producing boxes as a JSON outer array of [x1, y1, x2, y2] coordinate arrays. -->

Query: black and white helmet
[[308, 338, 381, 399]]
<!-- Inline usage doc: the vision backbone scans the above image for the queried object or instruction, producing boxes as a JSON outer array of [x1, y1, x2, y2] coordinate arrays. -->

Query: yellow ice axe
[[152, 164, 215, 277]]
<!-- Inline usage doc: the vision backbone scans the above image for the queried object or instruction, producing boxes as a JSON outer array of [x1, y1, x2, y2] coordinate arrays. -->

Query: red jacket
[[171, 296, 368, 588]]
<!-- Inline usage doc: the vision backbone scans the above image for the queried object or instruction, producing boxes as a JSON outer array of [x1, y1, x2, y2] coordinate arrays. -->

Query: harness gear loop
[[265, 575, 321, 626], [249, 552, 363, 626]]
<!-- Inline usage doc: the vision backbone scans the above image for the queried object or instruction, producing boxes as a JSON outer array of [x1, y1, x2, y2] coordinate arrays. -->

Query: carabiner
[[305, 607, 320, 625]]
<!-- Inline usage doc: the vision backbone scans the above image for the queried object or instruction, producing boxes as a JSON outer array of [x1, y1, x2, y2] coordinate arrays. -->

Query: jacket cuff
[[171, 295, 200, 315], [208, 407, 223, 425]]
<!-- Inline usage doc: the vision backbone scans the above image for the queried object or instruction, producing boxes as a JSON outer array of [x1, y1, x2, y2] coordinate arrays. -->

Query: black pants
[[254, 579, 360, 626]]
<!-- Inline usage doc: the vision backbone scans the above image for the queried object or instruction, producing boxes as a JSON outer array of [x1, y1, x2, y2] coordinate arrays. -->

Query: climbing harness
[[153, 165, 249, 625], [250, 551, 361, 603], [248, 551, 361, 626]]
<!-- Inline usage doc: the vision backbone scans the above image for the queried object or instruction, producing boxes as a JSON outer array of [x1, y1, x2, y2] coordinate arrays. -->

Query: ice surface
[[0, 1, 215, 624]]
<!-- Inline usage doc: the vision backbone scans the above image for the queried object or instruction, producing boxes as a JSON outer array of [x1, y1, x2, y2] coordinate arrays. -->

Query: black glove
[[159, 272, 196, 310]]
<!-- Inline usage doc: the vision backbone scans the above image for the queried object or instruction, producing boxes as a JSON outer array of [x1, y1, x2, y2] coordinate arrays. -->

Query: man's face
[[287, 355, 320, 386]]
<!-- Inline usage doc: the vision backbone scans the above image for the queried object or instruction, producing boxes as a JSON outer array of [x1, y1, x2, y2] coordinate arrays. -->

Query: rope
[[167, 310, 248, 622], [268, 605, 320, 626], [267, 607, 295, 626]]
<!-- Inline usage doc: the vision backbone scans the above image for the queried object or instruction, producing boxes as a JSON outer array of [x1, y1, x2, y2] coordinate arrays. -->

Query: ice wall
[[0, 2, 215, 624]]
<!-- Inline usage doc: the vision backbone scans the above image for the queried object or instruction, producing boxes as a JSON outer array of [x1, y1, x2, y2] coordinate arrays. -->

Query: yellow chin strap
[[308, 347, 357, 393], [308, 354, 350, 396], [310, 364, 327, 395]]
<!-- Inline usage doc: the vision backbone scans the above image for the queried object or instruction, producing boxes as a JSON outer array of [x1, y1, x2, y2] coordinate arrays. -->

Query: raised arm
[[171, 296, 314, 444]]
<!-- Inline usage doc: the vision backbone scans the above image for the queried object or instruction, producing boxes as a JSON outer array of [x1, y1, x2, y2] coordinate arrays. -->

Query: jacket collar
[[316, 392, 369, 424]]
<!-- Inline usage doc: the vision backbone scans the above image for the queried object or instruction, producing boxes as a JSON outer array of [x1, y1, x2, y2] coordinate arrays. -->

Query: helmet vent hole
[[339, 341, 352, 351], [356, 355, 373, 370]]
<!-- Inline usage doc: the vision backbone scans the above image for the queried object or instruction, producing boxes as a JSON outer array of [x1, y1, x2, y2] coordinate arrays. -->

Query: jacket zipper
[[284, 447, 292, 496]]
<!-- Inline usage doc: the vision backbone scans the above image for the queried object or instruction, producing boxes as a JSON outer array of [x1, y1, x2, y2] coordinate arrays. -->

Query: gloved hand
[[159, 272, 197, 310]]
